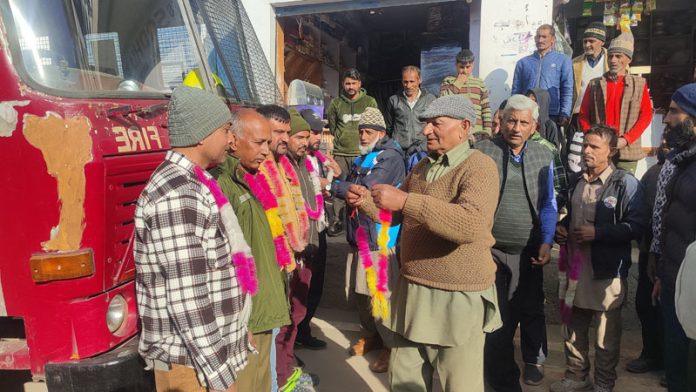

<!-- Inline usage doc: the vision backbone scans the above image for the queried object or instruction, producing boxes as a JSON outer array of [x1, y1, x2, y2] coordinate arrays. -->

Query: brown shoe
[[369, 348, 390, 373], [349, 336, 382, 356]]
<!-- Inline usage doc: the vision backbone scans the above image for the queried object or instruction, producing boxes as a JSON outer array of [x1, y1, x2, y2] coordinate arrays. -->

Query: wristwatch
[[324, 183, 332, 192]]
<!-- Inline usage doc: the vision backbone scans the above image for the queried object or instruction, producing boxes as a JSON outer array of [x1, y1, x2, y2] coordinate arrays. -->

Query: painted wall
[[470, 0, 554, 113]]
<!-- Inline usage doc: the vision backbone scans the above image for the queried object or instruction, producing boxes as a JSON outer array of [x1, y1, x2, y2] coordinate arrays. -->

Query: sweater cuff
[[403, 192, 425, 221]]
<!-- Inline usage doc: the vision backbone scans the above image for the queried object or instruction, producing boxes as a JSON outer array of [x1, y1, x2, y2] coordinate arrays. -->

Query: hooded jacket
[[527, 88, 562, 149], [385, 88, 436, 151], [327, 88, 378, 156], [213, 156, 290, 333], [333, 138, 405, 250], [512, 50, 573, 118]]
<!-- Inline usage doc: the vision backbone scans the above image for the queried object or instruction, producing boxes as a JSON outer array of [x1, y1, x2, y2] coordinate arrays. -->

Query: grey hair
[[503, 94, 539, 121], [537, 24, 555, 37], [230, 110, 244, 136], [402, 65, 421, 77]]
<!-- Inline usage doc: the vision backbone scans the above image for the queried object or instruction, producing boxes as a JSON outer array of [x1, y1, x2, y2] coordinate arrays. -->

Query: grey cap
[[299, 108, 324, 132], [418, 94, 477, 123], [168, 86, 231, 147]]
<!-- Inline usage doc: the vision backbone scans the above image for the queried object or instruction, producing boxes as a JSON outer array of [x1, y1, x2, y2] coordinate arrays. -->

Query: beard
[[359, 139, 379, 155], [665, 118, 696, 150]]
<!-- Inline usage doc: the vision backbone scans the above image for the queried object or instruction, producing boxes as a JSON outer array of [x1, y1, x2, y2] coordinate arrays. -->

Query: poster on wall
[[420, 45, 462, 97]]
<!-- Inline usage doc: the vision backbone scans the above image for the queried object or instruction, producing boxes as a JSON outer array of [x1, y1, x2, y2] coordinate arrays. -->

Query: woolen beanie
[[608, 31, 634, 59], [418, 94, 477, 123], [672, 83, 696, 118], [168, 86, 231, 147], [289, 108, 311, 136], [358, 107, 386, 132], [583, 22, 606, 42]]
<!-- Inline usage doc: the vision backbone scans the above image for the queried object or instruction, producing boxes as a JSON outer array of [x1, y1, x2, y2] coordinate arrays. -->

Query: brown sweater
[[361, 150, 500, 291]]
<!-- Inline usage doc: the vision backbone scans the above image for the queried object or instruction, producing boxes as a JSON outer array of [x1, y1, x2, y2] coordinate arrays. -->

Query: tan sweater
[[362, 150, 500, 291]]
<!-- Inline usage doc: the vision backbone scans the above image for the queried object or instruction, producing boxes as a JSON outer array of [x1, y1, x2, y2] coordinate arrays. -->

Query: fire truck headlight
[[106, 294, 127, 333]]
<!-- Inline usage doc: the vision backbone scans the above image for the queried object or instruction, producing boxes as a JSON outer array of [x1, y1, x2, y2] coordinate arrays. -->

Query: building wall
[[243, 0, 553, 109]]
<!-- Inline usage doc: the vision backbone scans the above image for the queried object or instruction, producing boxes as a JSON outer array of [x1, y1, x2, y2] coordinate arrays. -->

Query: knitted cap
[[299, 108, 324, 132], [358, 107, 386, 132], [289, 108, 311, 136], [672, 83, 696, 118], [608, 31, 634, 59], [583, 22, 606, 42], [418, 94, 476, 123], [168, 86, 231, 147]]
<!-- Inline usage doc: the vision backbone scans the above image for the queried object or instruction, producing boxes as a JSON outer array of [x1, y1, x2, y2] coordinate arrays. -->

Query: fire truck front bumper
[[44, 336, 153, 392]]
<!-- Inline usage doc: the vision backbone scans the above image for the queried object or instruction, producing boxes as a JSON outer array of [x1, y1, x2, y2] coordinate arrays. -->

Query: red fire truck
[[0, 0, 279, 390]]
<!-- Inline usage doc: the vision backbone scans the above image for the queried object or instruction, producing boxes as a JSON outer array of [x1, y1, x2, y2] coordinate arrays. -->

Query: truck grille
[[103, 153, 165, 286]]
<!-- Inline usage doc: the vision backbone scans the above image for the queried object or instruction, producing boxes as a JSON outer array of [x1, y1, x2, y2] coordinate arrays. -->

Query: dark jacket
[[327, 88, 378, 156], [527, 88, 562, 150], [564, 169, 646, 279], [334, 138, 405, 250], [385, 89, 436, 151], [659, 145, 696, 289], [213, 156, 290, 333]]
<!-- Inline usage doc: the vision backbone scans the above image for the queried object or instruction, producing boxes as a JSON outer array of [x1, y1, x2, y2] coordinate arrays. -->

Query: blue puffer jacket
[[512, 51, 573, 118], [333, 138, 405, 251]]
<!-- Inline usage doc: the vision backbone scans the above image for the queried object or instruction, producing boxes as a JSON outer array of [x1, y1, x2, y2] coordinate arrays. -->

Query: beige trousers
[[234, 331, 273, 392], [155, 364, 207, 392], [563, 306, 622, 389]]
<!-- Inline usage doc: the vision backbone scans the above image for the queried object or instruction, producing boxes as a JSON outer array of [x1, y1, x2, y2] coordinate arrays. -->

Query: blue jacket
[[563, 169, 647, 279], [334, 138, 405, 250], [512, 51, 573, 118]]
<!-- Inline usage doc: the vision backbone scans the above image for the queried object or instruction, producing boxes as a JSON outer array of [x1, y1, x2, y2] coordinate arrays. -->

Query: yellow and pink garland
[[355, 209, 392, 321]]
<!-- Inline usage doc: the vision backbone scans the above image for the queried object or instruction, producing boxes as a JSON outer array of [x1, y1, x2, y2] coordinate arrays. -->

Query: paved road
[[295, 235, 664, 392]]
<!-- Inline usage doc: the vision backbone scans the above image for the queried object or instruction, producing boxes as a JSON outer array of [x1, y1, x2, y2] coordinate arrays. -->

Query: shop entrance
[[276, 1, 470, 113]]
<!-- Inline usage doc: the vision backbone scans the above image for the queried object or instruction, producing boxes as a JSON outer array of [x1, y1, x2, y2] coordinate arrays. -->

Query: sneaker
[[295, 335, 327, 350], [296, 371, 320, 387], [349, 336, 382, 356], [279, 368, 302, 392], [550, 378, 593, 392], [523, 363, 544, 385], [625, 356, 662, 373], [594, 385, 612, 392], [369, 348, 390, 373], [327, 220, 343, 237]]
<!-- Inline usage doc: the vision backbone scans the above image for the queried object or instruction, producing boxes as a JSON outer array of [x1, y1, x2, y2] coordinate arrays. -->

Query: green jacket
[[213, 155, 290, 333], [328, 88, 378, 156]]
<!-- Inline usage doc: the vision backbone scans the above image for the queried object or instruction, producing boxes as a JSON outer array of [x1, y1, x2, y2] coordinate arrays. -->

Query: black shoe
[[523, 363, 544, 386], [626, 357, 662, 373], [295, 335, 327, 350], [327, 221, 343, 237]]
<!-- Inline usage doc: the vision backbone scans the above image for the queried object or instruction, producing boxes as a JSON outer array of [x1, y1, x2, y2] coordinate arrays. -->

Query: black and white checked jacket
[[134, 151, 247, 389]]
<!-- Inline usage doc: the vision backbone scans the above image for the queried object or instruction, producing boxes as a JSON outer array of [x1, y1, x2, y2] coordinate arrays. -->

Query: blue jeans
[[662, 286, 689, 392]]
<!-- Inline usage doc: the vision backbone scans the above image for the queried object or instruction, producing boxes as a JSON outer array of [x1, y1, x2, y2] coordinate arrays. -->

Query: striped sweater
[[440, 76, 492, 135]]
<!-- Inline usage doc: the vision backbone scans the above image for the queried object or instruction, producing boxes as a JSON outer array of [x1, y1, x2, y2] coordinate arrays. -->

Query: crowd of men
[[133, 20, 696, 392]]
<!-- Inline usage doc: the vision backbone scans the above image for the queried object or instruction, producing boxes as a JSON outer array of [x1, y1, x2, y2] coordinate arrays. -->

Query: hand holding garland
[[371, 184, 408, 212]]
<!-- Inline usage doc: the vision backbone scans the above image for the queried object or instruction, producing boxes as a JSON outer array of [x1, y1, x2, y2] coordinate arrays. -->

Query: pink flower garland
[[278, 156, 310, 248], [355, 209, 392, 320], [558, 244, 582, 324], [243, 171, 294, 270], [304, 157, 325, 220], [194, 167, 258, 295]]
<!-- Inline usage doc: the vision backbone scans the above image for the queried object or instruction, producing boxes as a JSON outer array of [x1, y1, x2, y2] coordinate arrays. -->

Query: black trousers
[[635, 250, 663, 364], [297, 231, 328, 338], [485, 248, 547, 392]]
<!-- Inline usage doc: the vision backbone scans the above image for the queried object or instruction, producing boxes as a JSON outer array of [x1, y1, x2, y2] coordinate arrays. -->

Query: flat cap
[[418, 94, 477, 123]]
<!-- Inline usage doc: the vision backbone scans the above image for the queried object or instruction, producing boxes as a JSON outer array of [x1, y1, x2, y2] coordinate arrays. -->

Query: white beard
[[359, 139, 379, 155]]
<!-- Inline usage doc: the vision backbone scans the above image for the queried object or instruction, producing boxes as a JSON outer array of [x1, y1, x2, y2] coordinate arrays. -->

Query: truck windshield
[[6, 0, 216, 95]]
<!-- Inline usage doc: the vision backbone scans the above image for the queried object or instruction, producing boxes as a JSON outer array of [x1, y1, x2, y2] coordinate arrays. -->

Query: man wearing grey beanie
[[134, 86, 250, 391], [345, 94, 502, 391]]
